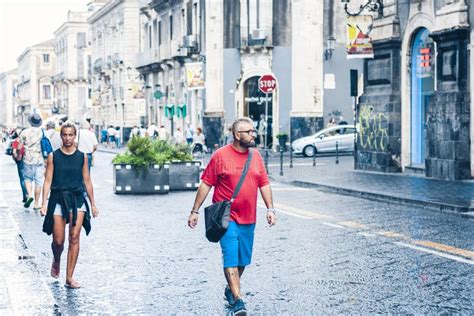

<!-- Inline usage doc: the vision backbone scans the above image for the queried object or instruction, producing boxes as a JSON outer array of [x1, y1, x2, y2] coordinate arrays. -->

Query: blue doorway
[[410, 28, 435, 167]]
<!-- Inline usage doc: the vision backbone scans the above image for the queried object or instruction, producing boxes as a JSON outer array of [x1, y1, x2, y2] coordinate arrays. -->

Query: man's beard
[[239, 139, 256, 148]]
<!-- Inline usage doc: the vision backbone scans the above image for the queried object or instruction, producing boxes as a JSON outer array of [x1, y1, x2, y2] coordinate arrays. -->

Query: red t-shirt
[[201, 145, 269, 224]]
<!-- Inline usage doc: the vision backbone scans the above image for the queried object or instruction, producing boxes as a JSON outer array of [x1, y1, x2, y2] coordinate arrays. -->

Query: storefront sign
[[346, 15, 374, 59], [185, 62, 205, 90]]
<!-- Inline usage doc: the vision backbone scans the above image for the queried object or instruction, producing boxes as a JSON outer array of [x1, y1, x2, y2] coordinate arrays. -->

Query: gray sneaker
[[232, 299, 247, 315], [224, 286, 235, 306]]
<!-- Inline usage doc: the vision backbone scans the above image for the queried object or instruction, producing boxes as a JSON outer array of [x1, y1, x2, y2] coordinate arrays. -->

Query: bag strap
[[230, 149, 254, 203]]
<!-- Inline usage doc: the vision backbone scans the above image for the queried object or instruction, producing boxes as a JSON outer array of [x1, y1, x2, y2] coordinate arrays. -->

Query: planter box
[[113, 163, 170, 194], [169, 161, 201, 191]]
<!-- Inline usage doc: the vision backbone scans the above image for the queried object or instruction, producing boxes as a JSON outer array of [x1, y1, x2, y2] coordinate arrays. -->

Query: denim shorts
[[220, 221, 256, 268], [53, 204, 86, 216], [23, 163, 45, 186]]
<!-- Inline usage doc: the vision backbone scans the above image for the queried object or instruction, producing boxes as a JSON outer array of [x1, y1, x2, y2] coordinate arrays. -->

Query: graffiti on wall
[[358, 104, 389, 151]]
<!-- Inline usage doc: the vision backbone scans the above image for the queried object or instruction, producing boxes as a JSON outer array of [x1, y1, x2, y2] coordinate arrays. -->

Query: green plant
[[112, 136, 193, 166], [275, 132, 288, 139]]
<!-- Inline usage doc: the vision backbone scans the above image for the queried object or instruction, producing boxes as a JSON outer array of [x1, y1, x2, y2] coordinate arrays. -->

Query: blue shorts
[[220, 221, 256, 268]]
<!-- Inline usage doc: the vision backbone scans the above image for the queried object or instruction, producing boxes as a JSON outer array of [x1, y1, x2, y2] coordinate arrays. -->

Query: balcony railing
[[136, 48, 160, 68]]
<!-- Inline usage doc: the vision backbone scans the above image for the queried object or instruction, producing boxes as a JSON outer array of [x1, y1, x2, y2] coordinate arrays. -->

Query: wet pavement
[[0, 151, 473, 314], [266, 154, 474, 213]]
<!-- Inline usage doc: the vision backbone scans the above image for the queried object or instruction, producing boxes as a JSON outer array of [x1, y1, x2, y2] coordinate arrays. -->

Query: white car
[[292, 125, 356, 157]]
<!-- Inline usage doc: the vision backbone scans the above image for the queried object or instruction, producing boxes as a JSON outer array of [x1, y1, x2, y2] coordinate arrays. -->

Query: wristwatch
[[266, 208, 276, 215]]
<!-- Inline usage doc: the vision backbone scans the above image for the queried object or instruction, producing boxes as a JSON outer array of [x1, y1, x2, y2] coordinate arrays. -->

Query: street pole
[[353, 96, 357, 169], [264, 92, 269, 174]]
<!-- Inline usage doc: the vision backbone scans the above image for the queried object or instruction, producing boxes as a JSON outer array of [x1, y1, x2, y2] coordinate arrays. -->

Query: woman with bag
[[40, 121, 99, 289]]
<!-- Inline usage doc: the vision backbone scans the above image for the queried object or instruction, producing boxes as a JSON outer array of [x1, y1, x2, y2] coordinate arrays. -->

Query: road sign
[[154, 90, 163, 99], [258, 74, 277, 93]]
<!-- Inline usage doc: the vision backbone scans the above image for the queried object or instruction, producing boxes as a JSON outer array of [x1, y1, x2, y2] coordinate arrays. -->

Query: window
[[170, 15, 173, 40], [43, 54, 50, 63], [158, 21, 162, 45], [43, 85, 51, 100], [148, 24, 152, 48]]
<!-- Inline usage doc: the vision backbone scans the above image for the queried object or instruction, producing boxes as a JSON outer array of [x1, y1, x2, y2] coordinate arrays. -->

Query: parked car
[[292, 125, 356, 157]]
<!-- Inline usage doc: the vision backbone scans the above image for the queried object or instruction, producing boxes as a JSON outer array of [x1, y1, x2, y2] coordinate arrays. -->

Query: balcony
[[136, 49, 160, 68], [93, 58, 103, 73]]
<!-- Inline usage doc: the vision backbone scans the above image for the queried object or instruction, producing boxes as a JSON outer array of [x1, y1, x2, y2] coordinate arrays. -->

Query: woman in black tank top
[[40, 122, 99, 289]]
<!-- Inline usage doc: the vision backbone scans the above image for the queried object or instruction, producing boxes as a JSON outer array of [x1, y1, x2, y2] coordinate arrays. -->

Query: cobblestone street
[[0, 152, 473, 314]]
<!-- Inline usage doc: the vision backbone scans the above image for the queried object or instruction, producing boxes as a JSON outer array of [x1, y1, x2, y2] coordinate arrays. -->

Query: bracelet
[[190, 210, 200, 215], [267, 208, 276, 214]]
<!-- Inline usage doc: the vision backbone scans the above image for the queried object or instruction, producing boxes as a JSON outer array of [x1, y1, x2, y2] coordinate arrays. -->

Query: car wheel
[[303, 145, 316, 157]]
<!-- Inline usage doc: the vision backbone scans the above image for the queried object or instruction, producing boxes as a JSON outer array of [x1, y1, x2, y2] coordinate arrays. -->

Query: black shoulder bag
[[204, 149, 254, 242]]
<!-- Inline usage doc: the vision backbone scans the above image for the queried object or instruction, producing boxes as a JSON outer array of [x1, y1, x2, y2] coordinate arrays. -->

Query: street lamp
[[341, 0, 383, 17], [324, 36, 336, 60]]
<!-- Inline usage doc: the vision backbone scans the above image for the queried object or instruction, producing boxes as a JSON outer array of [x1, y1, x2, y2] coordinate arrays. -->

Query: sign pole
[[264, 92, 269, 174]]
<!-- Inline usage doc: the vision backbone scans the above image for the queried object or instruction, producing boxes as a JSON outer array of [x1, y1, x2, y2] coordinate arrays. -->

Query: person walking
[[11, 130, 28, 203], [19, 112, 46, 210], [40, 121, 99, 289], [158, 125, 168, 141], [45, 121, 62, 151], [185, 123, 194, 145], [187, 117, 276, 314], [192, 127, 206, 155], [107, 125, 116, 148], [257, 114, 266, 148], [76, 121, 98, 169], [174, 127, 184, 144]]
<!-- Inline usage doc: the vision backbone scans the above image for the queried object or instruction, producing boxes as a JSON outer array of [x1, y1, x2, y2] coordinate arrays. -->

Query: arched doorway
[[410, 28, 435, 167], [243, 76, 273, 147]]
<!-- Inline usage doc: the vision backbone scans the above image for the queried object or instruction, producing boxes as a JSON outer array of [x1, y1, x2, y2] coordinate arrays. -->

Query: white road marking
[[272, 187, 312, 192], [320, 222, 346, 229], [268, 162, 326, 167], [394, 242, 474, 265], [257, 203, 312, 219]]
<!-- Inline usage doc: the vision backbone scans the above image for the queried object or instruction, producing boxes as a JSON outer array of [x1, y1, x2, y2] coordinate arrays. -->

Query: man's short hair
[[232, 117, 254, 137]]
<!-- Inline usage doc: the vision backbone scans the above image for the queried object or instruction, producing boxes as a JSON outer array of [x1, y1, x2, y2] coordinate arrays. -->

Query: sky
[[0, 0, 90, 72]]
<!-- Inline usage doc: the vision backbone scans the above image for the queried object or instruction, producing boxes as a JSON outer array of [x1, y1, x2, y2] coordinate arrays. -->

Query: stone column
[[356, 39, 402, 173], [426, 28, 470, 180], [290, 0, 324, 141], [203, 0, 224, 148]]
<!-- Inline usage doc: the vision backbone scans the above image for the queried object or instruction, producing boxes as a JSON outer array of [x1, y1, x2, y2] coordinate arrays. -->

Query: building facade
[[89, 0, 143, 139], [136, 0, 361, 148], [16, 39, 56, 127], [354, 0, 472, 180], [136, 0, 204, 137], [53, 11, 92, 123], [0, 69, 18, 128]]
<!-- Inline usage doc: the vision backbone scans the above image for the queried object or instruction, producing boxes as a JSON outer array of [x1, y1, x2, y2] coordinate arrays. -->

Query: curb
[[271, 177, 474, 217]]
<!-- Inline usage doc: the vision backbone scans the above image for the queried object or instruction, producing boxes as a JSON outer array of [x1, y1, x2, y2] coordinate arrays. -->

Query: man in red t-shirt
[[188, 117, 276, 314]]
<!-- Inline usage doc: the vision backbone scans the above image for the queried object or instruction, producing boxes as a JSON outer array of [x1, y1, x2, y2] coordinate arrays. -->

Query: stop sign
[[258, 74, 277, 93]]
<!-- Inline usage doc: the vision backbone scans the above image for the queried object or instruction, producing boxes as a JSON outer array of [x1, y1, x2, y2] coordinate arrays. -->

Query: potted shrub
[[112, 136, 170, 194], [161, 141, 201, 191], [276, 132, 289, 151]]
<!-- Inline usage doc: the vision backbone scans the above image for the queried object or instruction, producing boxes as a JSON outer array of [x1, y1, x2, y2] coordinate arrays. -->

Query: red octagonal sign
[[258, 74, 277, 93]]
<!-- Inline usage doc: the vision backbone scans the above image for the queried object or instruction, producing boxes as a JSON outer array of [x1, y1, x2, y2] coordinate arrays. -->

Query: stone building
[[0, 69, 18, 128], [136, 0, 204, 137], [88, 0, 144, 139], [136, 0, 361, 148], [353, 0, 472, 180], [53, 10, 92, 123], [16, 39, 56, 126]]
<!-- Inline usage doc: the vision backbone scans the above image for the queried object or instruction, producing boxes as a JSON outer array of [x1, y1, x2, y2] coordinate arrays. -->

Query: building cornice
[[88, 0, 124, 24]]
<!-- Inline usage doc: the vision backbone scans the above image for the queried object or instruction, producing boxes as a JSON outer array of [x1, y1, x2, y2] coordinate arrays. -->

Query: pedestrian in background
[[192, 127, 206, 154], [224, 125, 234, 145], [174, 127, 184, 144], [45, 121, 62, 151], [40, 121, 99, 289], [11, 129, 28, 203], [76, 121, 98, 169], [100, 127, 108, 145], [19, 112, 45, 210], [258, 114, 266, 148], [114, 127, 121, 148], [188, 117, 276, 314], [158, 124, 168, 141], [185, 123, 194, 145], [131, 125, 139, 138], [107, 125, 116, 148]]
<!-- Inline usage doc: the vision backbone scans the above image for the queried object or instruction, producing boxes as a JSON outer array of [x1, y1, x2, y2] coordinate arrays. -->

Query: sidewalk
[[270, 156, 474, 215], [0, 195, 56, 313]]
